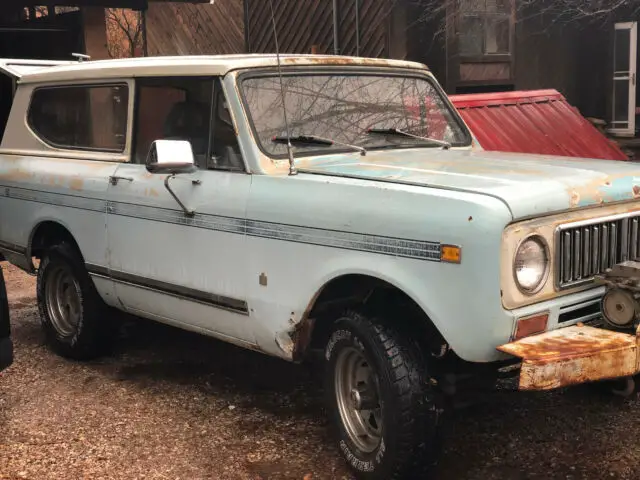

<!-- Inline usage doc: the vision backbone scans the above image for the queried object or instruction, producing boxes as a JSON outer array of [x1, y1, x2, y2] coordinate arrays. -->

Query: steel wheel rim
[[45, 265, 81, 338], [334, 346, 383, 453]]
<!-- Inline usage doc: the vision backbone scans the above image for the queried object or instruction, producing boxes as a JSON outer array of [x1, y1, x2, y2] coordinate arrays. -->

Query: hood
[[297, 149, 640, 220]]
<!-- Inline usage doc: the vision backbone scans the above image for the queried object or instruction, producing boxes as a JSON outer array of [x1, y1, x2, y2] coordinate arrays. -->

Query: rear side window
[[28, 84, 128, 152]]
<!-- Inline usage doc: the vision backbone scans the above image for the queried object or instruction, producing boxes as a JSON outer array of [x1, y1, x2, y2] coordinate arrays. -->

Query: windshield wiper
[[272, 135, 366, 156], [367, 128, 451, 150]]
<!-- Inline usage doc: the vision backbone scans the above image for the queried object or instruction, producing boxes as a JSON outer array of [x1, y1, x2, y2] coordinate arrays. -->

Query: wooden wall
[[513, 7, 611, 119], [146, 1, 244, 56], [245, 0, 404, 59]]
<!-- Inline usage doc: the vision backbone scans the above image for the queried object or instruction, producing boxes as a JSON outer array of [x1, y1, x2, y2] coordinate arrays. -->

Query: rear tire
[[37, 242, 116, 360], [324, 310, 442, 479]]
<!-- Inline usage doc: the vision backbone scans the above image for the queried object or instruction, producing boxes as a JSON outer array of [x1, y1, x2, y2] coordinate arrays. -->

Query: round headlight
[[514, 236, 549, 294]]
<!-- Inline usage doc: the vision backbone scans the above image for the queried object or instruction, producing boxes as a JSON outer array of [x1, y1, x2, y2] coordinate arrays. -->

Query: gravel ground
[[3, 262, 640, 479]]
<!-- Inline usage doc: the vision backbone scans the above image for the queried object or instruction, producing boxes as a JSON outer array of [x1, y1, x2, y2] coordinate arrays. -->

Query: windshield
[[240, 72, 471, 157]]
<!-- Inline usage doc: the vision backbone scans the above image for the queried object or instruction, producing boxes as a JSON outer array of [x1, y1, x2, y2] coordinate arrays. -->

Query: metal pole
[[244, 0, 251, 52], [355, 0, 360, 56], [333, 0, 339, 55], [141, 8, 148, 57]]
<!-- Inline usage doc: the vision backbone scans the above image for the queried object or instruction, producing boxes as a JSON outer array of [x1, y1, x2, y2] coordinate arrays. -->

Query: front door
[[611, 22, 638, 137], [104, 76, 255, 345]]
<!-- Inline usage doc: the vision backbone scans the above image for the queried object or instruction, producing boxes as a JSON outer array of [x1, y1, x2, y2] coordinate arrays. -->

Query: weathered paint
[[18, 55, 427, 86], [498, 324, 640, 390], [500, 202, 640, 311], [297, 150, 640, 220], [281, 56, 426, 70], [69, 178, 84, 191], [3, 56, 640, 367]]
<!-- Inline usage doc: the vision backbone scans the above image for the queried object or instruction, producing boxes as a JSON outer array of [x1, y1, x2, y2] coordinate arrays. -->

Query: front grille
[[557, 213, 640, 289], [557, 299, 602, 324]]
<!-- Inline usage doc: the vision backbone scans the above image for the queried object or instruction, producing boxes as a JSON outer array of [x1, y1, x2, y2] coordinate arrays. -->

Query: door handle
[[109, 175, 134, 186]]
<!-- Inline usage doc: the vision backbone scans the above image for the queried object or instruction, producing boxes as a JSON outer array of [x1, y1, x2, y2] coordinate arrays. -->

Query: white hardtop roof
[[17, 54, 429, 84], [0, 59, 75, 79]]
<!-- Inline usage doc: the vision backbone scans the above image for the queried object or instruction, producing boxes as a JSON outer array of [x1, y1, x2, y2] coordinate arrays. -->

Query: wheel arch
[[290, 272, 449, 361], [28, 219, 84, 269]]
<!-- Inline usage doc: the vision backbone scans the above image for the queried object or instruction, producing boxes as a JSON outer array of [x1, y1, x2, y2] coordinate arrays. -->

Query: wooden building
[[145, 1, 244, 56], [244, 0, 639, 133]]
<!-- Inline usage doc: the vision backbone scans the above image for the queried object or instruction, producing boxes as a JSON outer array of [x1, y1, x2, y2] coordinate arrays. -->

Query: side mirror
[[146, 139, 197, 175]]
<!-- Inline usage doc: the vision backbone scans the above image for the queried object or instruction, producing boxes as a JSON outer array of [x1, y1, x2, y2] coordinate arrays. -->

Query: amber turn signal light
[[441, 245, 461, 264], [513, 313, 549, 340]]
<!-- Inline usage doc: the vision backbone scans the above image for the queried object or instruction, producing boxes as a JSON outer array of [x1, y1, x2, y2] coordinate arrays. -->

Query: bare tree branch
[[106, 8, 143, 59], [402, 0, 640, 40]]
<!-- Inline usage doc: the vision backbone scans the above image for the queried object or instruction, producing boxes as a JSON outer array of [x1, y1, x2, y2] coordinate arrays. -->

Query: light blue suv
[[1, 55, 640, 479]]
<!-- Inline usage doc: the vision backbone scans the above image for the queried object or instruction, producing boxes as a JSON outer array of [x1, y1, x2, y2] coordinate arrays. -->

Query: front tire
[[37, 242, 115, 360], [324, 311, 441, 479]]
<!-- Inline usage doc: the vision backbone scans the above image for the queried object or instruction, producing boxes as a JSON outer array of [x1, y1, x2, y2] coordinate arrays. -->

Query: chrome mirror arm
[[164, 174, 198, 217]]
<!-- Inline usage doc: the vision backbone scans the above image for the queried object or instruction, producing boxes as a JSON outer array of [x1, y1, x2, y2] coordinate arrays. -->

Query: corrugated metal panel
[[450, 90, 628, 161], [146, 1, 244, 56]]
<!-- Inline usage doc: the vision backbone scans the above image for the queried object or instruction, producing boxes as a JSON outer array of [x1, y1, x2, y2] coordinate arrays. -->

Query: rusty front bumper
[[498, 324, 640, 391]]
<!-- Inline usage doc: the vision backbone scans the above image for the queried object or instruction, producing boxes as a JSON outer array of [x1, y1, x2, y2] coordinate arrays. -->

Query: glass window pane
[[208, 82, 244, 171], [134, 77, 213, 166], [459, 16, 484, 55], [459, 0, 485, 13], [614, 78, 630, 122], [486, 0, 510, 13], [485, 17, 510, 53], [28, 84, 128, 152], [615, 29, 631, 72], [241, 74, 471, 156]]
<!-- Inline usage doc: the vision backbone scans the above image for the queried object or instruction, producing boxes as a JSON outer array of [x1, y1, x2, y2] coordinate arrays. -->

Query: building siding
[[146, 1, 244, 56], [246, 0, 398, 58]]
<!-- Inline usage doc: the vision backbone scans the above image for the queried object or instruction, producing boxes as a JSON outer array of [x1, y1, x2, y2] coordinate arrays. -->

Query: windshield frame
[[236, 66, 473, 160]]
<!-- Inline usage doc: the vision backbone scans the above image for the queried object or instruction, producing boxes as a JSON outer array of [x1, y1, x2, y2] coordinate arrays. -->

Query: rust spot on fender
[[569, 190, 580, 208], [498, 325, 639, 390], [46, 175, 62, 186], [290, 285, 330, 361], [68, 178, 83, 191], [290, 317, 316, 362], [0, 170, 31, 182], [564, 171, 640, 208], [149, 188, 159, 197]]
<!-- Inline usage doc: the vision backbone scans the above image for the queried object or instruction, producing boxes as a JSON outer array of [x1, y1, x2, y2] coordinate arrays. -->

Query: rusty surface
[[565, 172, 640, 208], [501, 202, 640, 311], [498, 325, 639, 390], [280, 56, 424, 69], [68, 178, 83, 191], [290, 317, 315, 362], [0, 169, 32, 182]]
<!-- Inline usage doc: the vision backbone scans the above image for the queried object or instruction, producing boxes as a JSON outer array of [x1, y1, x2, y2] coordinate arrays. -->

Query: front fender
[[245, 174, 515, 363], [247, 241, 515, 362]]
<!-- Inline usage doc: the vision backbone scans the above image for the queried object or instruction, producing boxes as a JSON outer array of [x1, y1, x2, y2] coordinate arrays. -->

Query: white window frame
[[610, 22, 637, 137]]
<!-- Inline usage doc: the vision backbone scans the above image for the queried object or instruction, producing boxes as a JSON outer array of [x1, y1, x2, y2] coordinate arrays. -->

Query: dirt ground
[[3, 262, 640, 479]]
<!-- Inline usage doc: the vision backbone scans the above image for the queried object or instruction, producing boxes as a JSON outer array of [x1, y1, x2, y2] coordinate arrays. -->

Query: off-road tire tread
[[329, 310, 440, 479], [37, 241, 115, 360]]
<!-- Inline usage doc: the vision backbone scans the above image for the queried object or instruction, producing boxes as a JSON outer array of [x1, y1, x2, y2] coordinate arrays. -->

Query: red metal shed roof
[[449, 89, 628, 161]]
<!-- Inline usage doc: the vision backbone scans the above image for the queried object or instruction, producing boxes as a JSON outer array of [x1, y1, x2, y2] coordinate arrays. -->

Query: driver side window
[[207, 83, 243, 171], [133, 76, 244, 172]]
